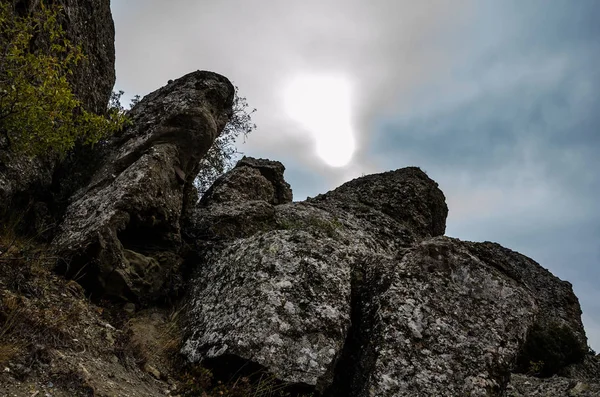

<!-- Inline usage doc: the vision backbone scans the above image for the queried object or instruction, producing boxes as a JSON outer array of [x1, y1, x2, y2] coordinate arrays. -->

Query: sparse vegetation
[[179, 365, 314, 397], [0, 2, 127, 157], [516, 321, 588, 377], [277, 215, 343, 238], [195, 86, 256, 196]]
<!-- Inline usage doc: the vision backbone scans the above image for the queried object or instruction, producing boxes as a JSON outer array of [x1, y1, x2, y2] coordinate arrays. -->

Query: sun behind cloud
[[284, 74, 356, 167]]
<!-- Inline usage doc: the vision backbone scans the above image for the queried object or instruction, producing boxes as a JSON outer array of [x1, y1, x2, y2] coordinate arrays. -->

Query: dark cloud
[[111, 0, 600, 349]]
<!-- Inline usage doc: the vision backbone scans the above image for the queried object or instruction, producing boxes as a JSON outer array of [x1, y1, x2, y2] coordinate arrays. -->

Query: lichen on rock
[[52, 70, 235, 301]]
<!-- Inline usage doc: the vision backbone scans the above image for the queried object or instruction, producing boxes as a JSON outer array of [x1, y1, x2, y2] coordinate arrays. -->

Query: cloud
[[112, 0, 474, 175], [112, 0, 600, 349]]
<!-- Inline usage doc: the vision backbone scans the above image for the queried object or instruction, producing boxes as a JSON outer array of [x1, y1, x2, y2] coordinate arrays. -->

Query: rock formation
[[1, 2, 598, 395], [13, 0, 115, 114], [179, 163, 592, 396], [53, 70, 234, 301]]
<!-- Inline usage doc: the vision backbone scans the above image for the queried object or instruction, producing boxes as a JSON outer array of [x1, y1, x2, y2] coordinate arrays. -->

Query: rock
[[181, 163, 590, 396], [144, 363, 161, 380], [308, 167, 448, 240], [464, 241, 588, 376], [333, 237, 536, 396], [200, 156, 292, 206], [53, 70, 235, 301], [507, 373, 600, 396], [123, 303, 136, 315], [184, 157, 292, 243]]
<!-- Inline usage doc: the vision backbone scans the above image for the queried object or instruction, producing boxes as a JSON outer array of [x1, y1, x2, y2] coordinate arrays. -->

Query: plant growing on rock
[[0, 3, 126, 157], [195, 86, 256, 195]]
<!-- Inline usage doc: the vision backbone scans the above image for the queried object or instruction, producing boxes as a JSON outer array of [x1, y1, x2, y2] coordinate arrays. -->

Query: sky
[[111, 0, 600, 350]]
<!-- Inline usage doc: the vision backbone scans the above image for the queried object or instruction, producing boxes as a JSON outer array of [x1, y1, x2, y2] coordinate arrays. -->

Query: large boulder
[[181, 163, 590, 396], [308, 167, 448, 240], [185, 157, 292, 242], [52, 71, 235, 301]]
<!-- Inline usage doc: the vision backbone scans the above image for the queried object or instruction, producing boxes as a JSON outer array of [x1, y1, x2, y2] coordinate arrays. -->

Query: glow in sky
[[284, 74, 355, 167]]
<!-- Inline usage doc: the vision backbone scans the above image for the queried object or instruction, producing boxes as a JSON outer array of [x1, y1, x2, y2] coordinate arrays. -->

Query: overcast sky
[[111, 0, 600, 350]]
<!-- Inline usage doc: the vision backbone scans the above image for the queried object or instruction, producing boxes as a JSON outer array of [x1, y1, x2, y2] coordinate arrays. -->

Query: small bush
[[195, 86, 256, 196], [0, 3, 126, 157], [516, 321, 588, 377]]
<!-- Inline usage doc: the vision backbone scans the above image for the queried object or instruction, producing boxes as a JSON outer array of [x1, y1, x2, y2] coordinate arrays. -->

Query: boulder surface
[[181, 161, 590, 396], [53, 71, 234, 301]]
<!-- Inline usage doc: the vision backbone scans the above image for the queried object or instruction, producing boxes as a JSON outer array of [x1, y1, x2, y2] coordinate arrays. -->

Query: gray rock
[[52, 70, 234, 301], [308, 167, 448, 240], [182, 162, 590, 396], [182, 230, 355, 389], [464, 241, 588, 376], [340, 237, 537, 396], [507, 373, 600, 396], [200, 156, 293, 206], [185, 157, 292, 242]]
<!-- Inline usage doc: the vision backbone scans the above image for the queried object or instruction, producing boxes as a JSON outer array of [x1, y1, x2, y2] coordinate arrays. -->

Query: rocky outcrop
[[52, 71, 234, 301], [308, 167, 448, 240], [185, 157, 292, 241], [181, 162, 590, 396]]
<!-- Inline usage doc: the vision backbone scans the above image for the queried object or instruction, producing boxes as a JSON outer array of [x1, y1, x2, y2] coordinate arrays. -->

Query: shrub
[[0, 2, 126, 157], [195, 86, 256, 195], [516, 321, 588, 377]]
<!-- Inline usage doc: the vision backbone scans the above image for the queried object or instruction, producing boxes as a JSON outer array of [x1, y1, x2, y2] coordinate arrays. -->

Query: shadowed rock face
[[52, 71, 234, 301], [181, 161, 590, 396], [308, 167, 448, 240]]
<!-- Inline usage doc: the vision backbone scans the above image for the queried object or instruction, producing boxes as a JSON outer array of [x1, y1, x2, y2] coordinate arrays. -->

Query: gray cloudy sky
[[111, 0, 600, 350]]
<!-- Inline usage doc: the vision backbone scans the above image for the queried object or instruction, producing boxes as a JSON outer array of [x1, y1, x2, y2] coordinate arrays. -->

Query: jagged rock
[[185, 157, 292, 242], [464, 241, 588, 377], [308, 167, 448, 240], [182, 164, 590, 396], [200, 156, 292, 206], [52, 71, 234, 301], [335, 237, 537, 396]]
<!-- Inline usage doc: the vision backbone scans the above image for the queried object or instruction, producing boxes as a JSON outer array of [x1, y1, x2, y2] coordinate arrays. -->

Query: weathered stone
[[52, 71, 234, 301], [308, 167, 448, 240], [507, 373, 600, 397], [464, 241, 588, 375], [335, 237, 537, 396], [182, 162, 590, 396], [0, 0, 115, 224], [182, 230, 355, 390], [200, 156, 292, 206]]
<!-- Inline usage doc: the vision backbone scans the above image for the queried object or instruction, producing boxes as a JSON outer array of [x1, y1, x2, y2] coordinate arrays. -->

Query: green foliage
[[0, 3, 126, 157], [195, 86, 256, 195], [516, 321, 588, 377]]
